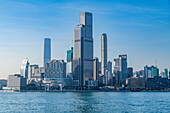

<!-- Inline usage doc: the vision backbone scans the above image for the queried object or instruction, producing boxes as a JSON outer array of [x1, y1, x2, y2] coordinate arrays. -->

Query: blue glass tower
[[44, 38, 51, 67]]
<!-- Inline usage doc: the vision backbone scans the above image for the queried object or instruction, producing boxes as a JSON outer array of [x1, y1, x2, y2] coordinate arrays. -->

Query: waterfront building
[[115, 71, 120, 86], [7, 74, 26, 90], [164, 68, 168, 78], [66, 47, 73, 78], [101, 33, 107, 82], [105, 70, 111, 85], [20, 59, 30, 79], [42, 77, 73, 91], [31, 67, 45, 82], [113, 58, 120, 73], [144, 65, 159, 78], [119, 55, 127, 84], [99, 62, 101, 74], [98, 74, 105, 86], [113, 55, 127, 85], [0, 79, 7, 87], [28, 65, 39, 81], [107, 61, 112, 76], [160, 71, 165, 78], [129, 78, 145, 89], [153, 67, 159, 77], [93, 57, 99, 81], [73, 12, 93, 87], [45, 60, 66, 80], [44, 38, 51, 67], [146, 77, 170, 90], [127, 67, 133, 78]]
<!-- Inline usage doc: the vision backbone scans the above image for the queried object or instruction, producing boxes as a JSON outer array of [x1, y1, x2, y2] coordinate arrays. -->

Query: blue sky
[[0, 0, 170, 78]]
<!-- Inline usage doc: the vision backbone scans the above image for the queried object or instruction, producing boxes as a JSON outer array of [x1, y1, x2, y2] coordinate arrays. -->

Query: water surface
[[0, 92, 169, 112]]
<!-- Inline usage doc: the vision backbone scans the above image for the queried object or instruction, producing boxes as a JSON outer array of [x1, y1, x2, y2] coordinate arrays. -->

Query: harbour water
[[0, 92, 170, 112]]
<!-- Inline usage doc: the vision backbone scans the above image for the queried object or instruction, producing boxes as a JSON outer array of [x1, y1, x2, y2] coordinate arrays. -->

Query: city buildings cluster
[[1, 12, 170, 91]]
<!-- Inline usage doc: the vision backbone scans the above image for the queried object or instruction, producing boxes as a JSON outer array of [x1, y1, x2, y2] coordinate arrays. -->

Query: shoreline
[[0, 90, 170, 93]]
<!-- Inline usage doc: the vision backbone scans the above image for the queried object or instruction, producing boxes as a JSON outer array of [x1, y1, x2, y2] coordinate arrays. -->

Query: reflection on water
[[71, 93, 98, 112], [0, 92, 170, 112]]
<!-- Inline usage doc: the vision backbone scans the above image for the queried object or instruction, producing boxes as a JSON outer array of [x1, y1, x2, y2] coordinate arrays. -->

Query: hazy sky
[[0, 0, 170, 78]]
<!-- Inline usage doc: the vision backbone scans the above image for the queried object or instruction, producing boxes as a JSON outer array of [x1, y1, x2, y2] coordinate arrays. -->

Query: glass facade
[[66, 47, 73, 78], [144, 65, 159, 78], [44, 38, 51, 67], [73, 12, 93, 87], [164, 68, 168, 78], [119, 55, 127, 84]]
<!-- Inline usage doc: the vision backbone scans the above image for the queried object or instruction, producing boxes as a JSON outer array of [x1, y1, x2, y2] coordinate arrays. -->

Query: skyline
[[1, 0, 170, 78]]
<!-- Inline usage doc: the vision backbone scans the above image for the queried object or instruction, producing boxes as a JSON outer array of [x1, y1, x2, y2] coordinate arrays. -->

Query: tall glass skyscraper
[[119, 55, 127, 84], [73, 12, 93, 87], [164, 68, 168, 78], [44, 38, 51, 67], [101, 33, 107, 83]]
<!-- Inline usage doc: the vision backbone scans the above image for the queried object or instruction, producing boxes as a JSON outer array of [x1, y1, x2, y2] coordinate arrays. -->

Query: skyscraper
[[107, 61, 112, 75], [153, 67, 159, 77], [20, 59, 30, 79], [127, 67, 133, 78], [164, 68, 168, 78], [144, 65, 159, 78], [119, 55, 127, 84], [73, 12, 93, 87], [113, 58, 120, 73], [93, 57, 99, 81], [101, 33, 107, 80], [44, 38, 51, 67], [28, 65, 39, 81], [66, 47, 73, 78]]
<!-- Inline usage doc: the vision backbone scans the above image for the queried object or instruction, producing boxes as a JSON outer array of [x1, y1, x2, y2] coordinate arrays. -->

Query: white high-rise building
[[101, 33, 107, 82], [28, 65, 39, 81], [20, 59, 30, 79]]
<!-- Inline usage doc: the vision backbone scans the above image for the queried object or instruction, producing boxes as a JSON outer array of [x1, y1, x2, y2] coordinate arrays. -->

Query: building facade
[[31, 67, 45, 82], [28, 65, 39, 81], [44, 38, 51, 67], [107, 61, 112, 76], [45, 60, 66, 80], [66, 47, 73, 78], [164, 68, 168, 78], [20, 59, 30, 79], [73, 12, 93, 87], [144, 65, 159, 78], [113, 58, 120, 73], [119, 55, 127, 84], [127, 67, 133, 78], [101, 33, 107, 79], [7, 74, 26, 90], [93, 57, 99, 81]]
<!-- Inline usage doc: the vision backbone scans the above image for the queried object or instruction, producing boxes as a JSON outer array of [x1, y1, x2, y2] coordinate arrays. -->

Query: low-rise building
[[0, 79, 7, 87], [7, 74, 26, 90], [130, 78, 145, 89], [45, 60, 66, 80], [146, 77, 170, 90]]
